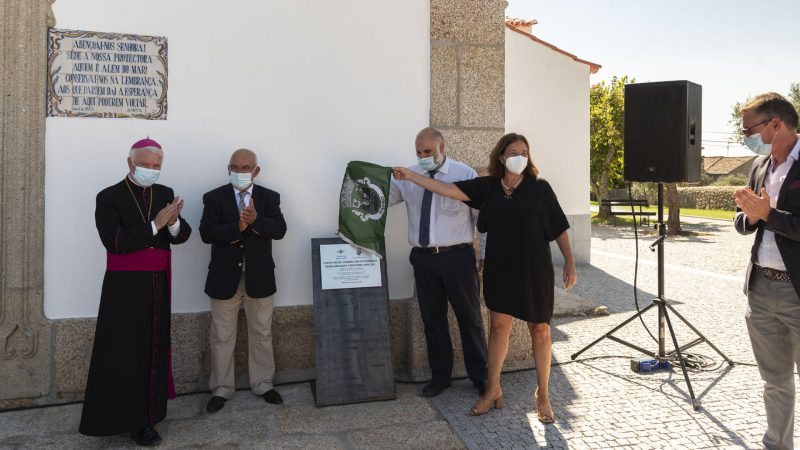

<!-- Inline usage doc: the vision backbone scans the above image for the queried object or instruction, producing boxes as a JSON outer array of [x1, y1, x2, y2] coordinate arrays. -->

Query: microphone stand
[[571, 183, 733, 410]]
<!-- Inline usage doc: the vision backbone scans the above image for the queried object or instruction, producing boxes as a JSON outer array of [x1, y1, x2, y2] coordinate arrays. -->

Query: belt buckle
[[432, 245, 440, 254]]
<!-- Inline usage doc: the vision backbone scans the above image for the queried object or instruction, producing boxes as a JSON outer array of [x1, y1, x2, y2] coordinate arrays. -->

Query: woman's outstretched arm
[[391, 167, 470, 201]]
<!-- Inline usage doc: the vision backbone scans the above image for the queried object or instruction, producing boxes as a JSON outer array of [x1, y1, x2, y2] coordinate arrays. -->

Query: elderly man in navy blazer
[[200, 148, 287, 413], [735, 92, 800, 450]]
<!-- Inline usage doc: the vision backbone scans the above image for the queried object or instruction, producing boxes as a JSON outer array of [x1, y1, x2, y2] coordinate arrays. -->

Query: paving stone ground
[[0, 216, 793, 449], [0, 384, 463, 449], [430, 216, 790, 449]]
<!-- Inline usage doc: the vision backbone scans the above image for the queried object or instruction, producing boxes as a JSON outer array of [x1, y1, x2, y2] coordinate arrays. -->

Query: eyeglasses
[[740, 119, 771, 136]]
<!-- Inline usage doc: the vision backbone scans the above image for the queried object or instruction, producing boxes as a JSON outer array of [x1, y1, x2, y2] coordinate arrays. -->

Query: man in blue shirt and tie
[[389, 127, 488, 397]]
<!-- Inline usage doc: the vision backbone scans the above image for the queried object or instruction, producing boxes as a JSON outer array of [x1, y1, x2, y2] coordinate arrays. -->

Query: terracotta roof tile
[[504, 20, 601, 74], [505, 17, 538, 27]]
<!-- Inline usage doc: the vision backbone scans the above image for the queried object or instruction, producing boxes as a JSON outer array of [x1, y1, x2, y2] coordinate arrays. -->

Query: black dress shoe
[[262, 389, 283, 405], [206, 395, 226, 413], [130, 427, 162, 446], [473, 380, 487, 396], [422, 380, 451, 397]]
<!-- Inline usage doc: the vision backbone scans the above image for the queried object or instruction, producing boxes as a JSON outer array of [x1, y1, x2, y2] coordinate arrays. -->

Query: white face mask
[[503, 155, 528, 175], [131, 165, 160, 187], [418, 156, 437, 171], [229, 171, 253, 190], [743, 130, 776, 156], [418, 153, 442, 172]]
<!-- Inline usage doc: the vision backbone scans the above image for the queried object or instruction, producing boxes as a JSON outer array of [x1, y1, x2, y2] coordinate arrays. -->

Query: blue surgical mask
[[418, 156, 438, 171], [229, 171, 253, 190], [744, 129, 776, 156], [132, 165, 160, 187]]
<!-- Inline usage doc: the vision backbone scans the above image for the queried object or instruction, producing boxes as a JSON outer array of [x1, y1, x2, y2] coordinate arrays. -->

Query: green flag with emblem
[[338, 161, 392, 258]]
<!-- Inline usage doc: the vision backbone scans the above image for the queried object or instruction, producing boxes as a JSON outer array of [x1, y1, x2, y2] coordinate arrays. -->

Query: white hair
[[129, 146, 164, 160]]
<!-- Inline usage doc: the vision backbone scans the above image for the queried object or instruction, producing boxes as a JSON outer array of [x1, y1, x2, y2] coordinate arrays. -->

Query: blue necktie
[[418, 171, 436, 247], [238, 191, 247, 212]]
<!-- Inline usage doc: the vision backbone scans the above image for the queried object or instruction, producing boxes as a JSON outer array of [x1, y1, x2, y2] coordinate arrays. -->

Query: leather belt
[[413, 243, 472, 254], [756, 265, 792, 283]]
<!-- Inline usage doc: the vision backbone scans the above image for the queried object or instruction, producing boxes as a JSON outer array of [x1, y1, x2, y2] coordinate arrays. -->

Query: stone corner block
[[460, 45, 504, 128], [440, 128, 505, 170], [171, 312, 209, 393], [273, 305, 315, 374], [430, 45, 458, 127], [53, 317, 95, 400], [431, 0, 507, 45], [389, 299, 411, 378], [0, 309, 52, 402]]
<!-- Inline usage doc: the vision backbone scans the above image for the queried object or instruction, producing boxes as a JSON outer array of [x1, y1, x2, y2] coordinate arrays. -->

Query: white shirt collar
[[770, 134, 800, 168], [232, 183, 254, 196], [789, 134, 800, 162]]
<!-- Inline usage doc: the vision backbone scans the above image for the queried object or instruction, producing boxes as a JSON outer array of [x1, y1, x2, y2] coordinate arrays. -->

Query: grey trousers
[[209, 276, 275, 399], [746, 272, 800, 450]]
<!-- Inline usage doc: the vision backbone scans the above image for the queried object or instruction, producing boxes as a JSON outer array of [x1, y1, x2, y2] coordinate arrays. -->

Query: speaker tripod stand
[[571, 183, 733, 410]]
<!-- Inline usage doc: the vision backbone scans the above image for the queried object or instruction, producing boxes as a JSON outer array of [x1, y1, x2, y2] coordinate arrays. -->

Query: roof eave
[[505, 23, 601, 74]]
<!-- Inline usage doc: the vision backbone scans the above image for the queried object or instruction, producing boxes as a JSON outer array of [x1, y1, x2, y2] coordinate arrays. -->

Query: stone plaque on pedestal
[[312, 237, 395, 406]]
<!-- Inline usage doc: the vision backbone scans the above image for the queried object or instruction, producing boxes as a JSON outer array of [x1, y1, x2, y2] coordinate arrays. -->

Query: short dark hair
[[487, 133, 539, 178], [742, 92, 799, 129]]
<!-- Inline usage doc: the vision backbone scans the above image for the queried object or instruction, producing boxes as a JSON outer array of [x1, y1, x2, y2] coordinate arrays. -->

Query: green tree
[[727, 99, 748, 146], [590, 76, 629, 219], [789, 82, 800, 122]]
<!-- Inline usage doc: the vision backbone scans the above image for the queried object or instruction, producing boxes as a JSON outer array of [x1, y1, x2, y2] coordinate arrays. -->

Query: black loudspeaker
[[624, 80, 702, 182]]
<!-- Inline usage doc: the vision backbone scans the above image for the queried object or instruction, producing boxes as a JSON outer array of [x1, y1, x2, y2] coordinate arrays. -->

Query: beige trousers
[[209, 276, 275, 398]]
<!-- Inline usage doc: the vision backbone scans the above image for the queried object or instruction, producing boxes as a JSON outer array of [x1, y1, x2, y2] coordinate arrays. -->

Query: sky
[[505, 0, 800, 156]]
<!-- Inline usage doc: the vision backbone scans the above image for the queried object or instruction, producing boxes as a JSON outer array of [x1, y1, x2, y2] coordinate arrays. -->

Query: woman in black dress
[[392, 133, 577, 423]]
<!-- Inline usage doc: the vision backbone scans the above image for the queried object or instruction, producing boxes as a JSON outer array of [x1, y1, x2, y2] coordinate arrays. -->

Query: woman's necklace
[[500, 175, 523, 198], [124, 177, 153, 223]]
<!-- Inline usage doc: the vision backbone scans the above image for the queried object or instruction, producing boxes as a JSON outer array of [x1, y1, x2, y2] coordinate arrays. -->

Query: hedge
[[604, 185, 738, 211], [677, 186, 737, 211]]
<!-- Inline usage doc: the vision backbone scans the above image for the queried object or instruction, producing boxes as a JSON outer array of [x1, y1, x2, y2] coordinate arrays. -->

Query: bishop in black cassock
[[79, 138, 191, 447]]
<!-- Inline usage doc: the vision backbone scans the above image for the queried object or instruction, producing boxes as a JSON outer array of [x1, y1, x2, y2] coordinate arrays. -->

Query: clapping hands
[[239, 199, 257, 231], [735, 187, 771, 225], [155, 196, 184, 229]]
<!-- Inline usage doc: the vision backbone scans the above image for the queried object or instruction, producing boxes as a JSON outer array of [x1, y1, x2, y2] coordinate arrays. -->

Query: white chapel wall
[[505, 28, 591, 216], [505, 27, 593, 264], [45, 0, 429, 318]]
